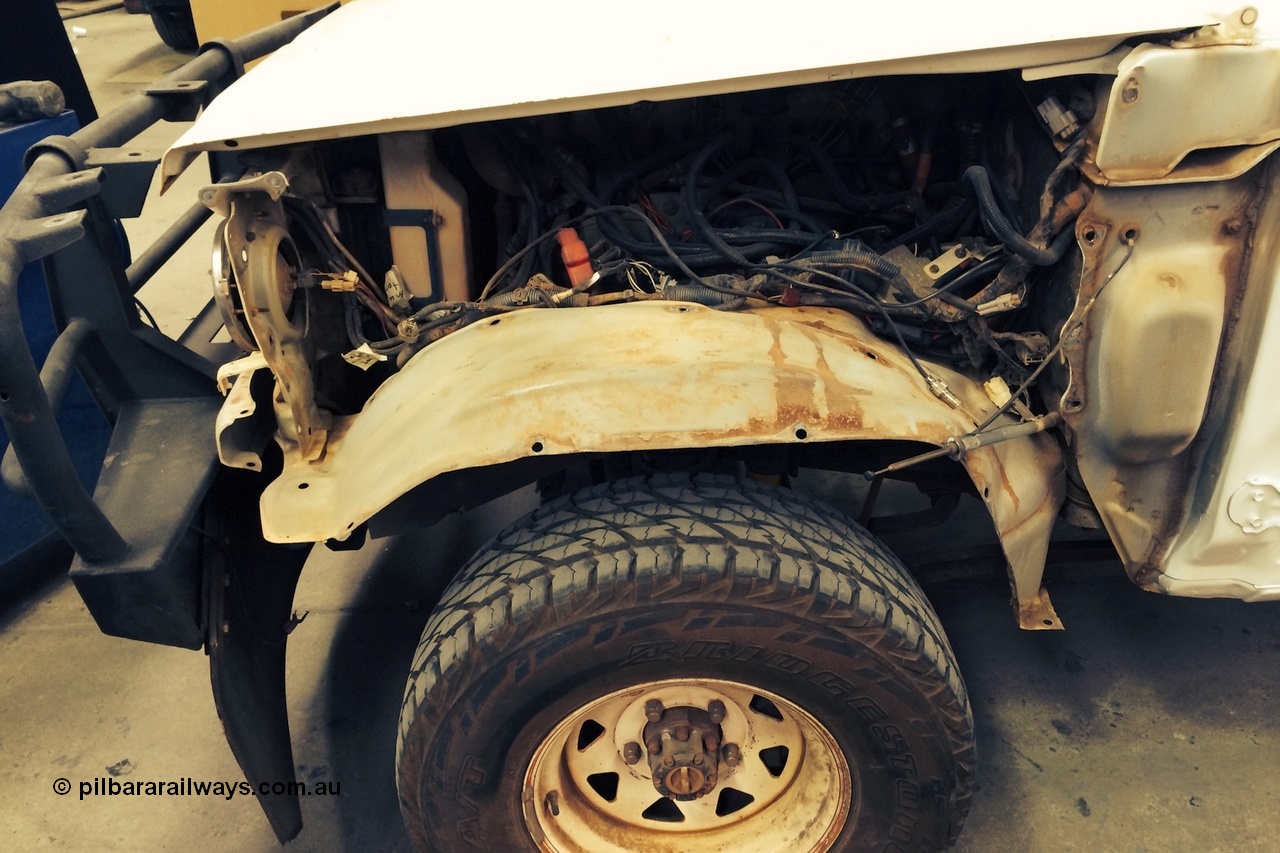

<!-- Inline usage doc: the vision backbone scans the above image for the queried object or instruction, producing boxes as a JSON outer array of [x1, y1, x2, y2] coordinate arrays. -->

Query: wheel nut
[[623, 742, 642, 765], [722, 743, 742, 767], [644, 699, 664, 722], [707, 699, 727, 723]]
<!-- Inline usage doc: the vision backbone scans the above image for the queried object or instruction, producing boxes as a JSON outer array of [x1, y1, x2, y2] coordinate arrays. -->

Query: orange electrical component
[[556, 227, 594, 287]]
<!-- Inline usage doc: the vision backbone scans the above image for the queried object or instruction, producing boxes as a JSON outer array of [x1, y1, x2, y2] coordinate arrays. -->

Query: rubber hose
[[963, 166, 1068, 266], [662, 283, 746, 309], [800, 248, 901, 282]]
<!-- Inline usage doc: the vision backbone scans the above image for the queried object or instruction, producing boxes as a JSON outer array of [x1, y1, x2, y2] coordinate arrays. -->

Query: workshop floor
[[3, 9, 1280, 852]]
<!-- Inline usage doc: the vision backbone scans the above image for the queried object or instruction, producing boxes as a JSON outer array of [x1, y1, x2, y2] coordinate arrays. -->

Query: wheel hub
[[521, 679, 852, 853], [638, 700, 729, 800]]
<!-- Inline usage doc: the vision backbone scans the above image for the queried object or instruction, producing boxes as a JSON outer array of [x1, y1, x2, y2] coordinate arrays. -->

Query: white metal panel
[[247, 302, 1062, 617], [1092, 40, 1280, 184], [1161, 161, 1280, 599], [161, 0, 1224, 187]]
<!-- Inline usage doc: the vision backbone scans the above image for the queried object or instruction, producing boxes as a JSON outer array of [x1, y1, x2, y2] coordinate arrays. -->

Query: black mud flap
[[206, 465, 312, 844]]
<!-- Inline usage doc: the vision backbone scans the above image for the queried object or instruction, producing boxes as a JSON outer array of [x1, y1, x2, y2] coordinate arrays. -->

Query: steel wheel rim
[[522, 677, 853, 853]]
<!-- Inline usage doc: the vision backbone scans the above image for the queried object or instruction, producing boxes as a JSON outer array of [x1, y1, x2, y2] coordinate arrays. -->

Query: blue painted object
[[0, 111, 113, 567]]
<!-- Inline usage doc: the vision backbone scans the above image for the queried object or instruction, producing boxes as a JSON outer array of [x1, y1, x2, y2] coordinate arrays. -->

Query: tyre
[[144, 1, 199, 53], [396, 474, 975, 852]]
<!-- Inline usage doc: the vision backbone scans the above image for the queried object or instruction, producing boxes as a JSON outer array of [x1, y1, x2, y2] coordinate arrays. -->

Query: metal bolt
[[1254, 491, 1265, 502], [674, 725, 690, 742], [1121, 78, 1139, 104], [1249, 515, 1264, 529], [647, 738, 662, 755], [955, 246, 969, 258], [693, 754, 704, 765], [623, 742, 642, 765], [722, 743, 742, 767], [644, 699, 664, 722], [1242, 6, 1259, 26], [707, 700, 727, 723], [705, 736, 719, 751], [663, 756, 675, 767]]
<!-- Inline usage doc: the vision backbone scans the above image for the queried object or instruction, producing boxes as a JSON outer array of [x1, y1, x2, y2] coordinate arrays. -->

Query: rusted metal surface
[[205, 172, 332, 460], [1061, 165, 1262, 593], [1016, 586, 1064, 631], [1088, 22, 1280, 186], [641, 702, 722, 800], [521, 679, 850, 851], [242, 302, 1064, 616]]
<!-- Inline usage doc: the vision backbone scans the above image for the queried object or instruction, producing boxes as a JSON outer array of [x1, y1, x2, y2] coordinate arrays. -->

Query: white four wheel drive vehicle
[[3, 1, 1280, 850]]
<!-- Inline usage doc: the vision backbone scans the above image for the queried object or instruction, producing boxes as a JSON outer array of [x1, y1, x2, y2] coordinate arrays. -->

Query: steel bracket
[[382, 207, 444, 305]]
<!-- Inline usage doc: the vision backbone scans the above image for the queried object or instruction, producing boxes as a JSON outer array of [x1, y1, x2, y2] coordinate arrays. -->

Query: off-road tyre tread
[[397, 473, 975, 851]]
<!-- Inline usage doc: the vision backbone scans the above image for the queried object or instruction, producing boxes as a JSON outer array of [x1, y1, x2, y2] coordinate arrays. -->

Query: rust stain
[[966, 458, 1022, 517], [1211, 184, 1260, 357], [992, 470, 1059, 540], [996, 463, 1020, 514], [1063, 173, 1264, 589], [1015, 586, 1062, 631], [765, 318, 786, 367], [795, 315, 909, 377], [1133, 558, 1164, 588]]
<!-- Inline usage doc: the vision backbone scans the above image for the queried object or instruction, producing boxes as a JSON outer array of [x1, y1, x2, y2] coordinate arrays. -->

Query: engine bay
[[211, 71, 1098, 436]]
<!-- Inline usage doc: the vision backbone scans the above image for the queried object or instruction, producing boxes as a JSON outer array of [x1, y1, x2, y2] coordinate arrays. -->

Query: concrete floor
[[4, 9, 1280, 852]]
